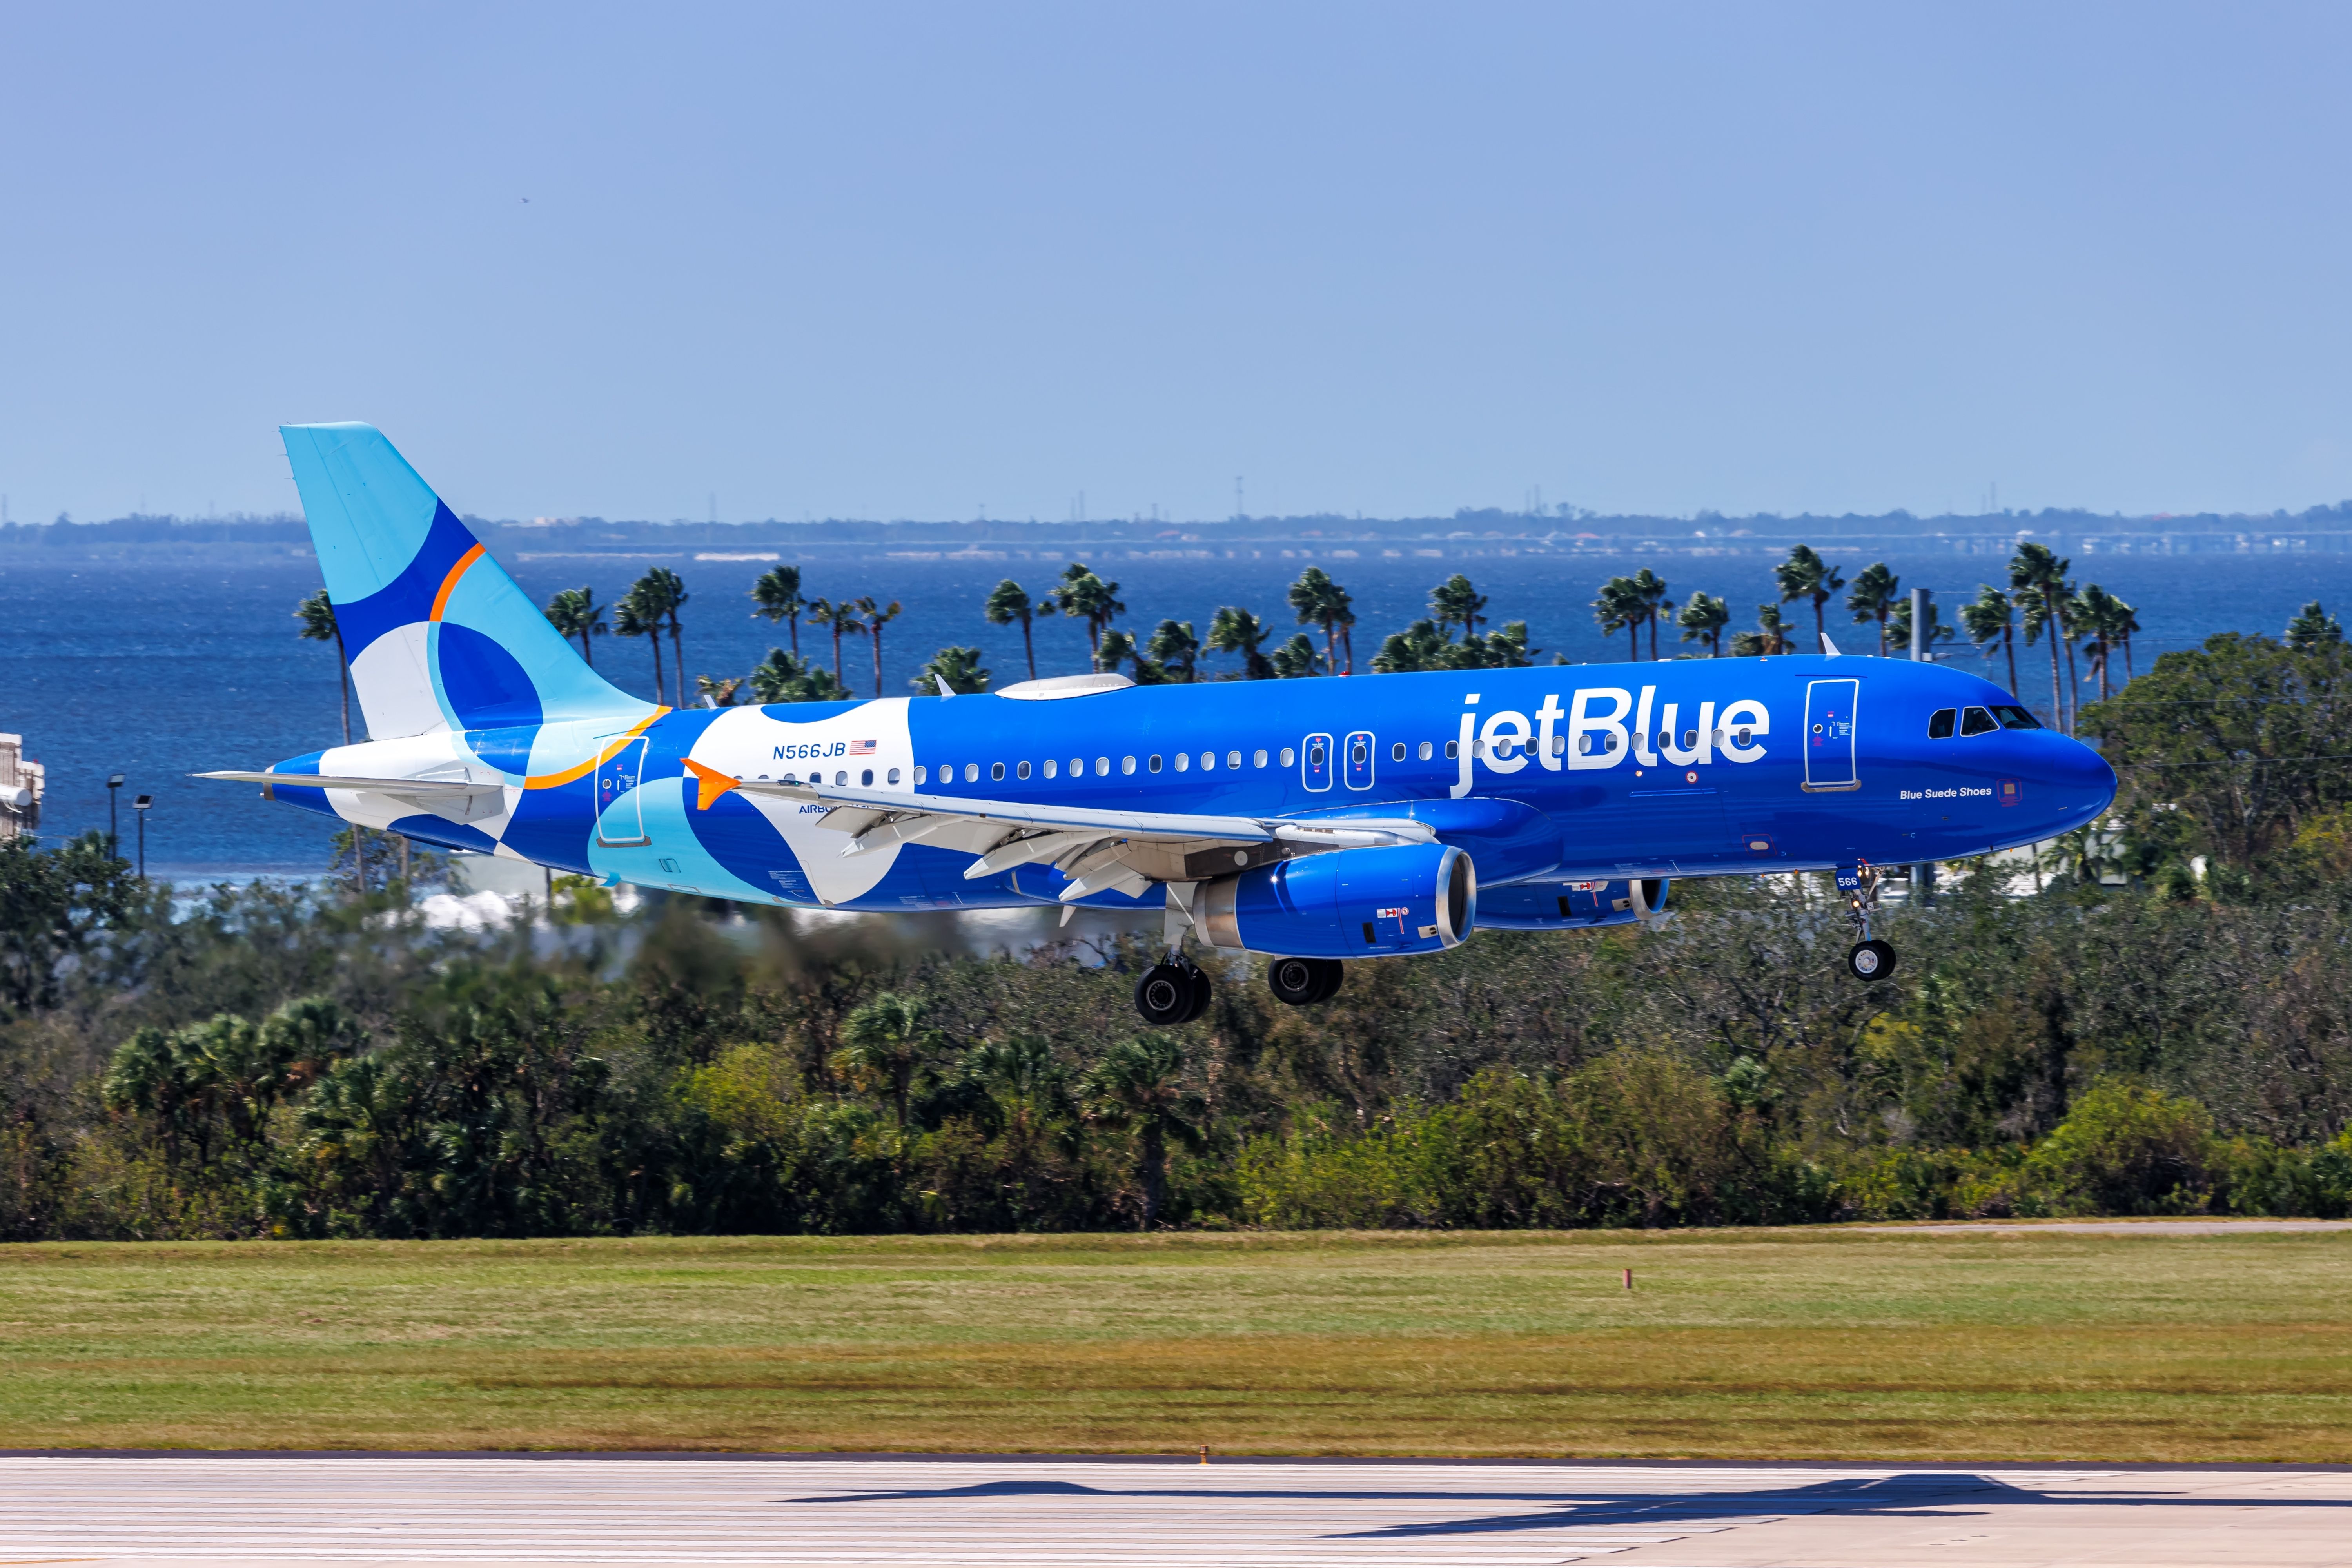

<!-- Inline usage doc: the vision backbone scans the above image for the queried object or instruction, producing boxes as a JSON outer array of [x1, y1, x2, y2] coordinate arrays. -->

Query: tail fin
[[281, 424, 649, 740]]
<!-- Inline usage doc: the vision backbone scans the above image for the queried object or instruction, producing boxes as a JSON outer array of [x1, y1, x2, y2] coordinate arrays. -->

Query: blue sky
[[4, 3, 2350, 523]]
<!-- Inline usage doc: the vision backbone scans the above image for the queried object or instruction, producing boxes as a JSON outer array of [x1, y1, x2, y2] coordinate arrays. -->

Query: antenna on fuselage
[[1818, 631, 1844, 657], [935, 675, 956, 699]]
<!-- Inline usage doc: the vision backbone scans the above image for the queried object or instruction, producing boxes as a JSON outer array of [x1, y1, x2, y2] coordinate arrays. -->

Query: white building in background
[[0, 734, 43, 841]]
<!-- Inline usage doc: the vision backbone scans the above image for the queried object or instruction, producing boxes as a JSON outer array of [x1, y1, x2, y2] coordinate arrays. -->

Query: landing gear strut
[[1267, 956, 1345, 1006], [1841, 860, 1898, 982], [1134, 957, 1213, 1025]]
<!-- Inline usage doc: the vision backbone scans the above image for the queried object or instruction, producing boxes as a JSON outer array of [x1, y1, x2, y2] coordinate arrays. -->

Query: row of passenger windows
[[1927, 704, 2043, 739], [923, 748, 1286, 784]]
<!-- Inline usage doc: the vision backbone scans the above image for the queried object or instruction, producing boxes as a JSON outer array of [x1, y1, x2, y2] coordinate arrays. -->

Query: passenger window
[[1993, 704, 2043, 730], [1960, 706, 1998, 737], [914, 765, 927, 784], [861, 769, 874, 786], [1419, 741, 1434, 760], [1228, 750, 1243, 769], [1201, 751, 1215, 770], [1253, 748, 1268, 767], [1149, 754, 1163, 773], [1043, 759, 1058, 779], [1174, 752, 1189, 771], [1391, 742, 1406, 762], [1309, 743, 1326, 766], [1095, 757, 1109, 776], [964, 763, 979, 782], [1018, 760, 1032, 780], [888, 768, 900, 785], [1122, 756, 1138, 775], [1279, 747, 1295, 766], [1928, 708, 1956, 739], [1549, 734, 1565, 755], [991, 762, 1005, 780], [1445, 740, 1459, 759], [1681, 730, 1697, 749]]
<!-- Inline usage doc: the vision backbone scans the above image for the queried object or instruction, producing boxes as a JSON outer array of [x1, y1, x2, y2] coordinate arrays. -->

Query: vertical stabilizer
[[281, 424, 647, 740]]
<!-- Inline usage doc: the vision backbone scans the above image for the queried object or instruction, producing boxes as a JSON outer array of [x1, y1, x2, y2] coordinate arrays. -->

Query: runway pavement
[[3, 1454, 2349, 1566]]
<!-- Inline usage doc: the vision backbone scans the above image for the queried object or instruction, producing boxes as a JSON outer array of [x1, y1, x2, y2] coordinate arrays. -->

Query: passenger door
[[1803, 679, 1860, 792], [595, 736, 652, 845]]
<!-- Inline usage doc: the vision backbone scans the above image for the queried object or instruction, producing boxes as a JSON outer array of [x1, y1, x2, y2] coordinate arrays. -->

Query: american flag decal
[[850, 739, 877, 755]]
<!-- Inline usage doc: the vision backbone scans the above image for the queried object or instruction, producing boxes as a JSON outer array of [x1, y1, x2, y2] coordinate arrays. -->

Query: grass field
[[3, 1227, 2348, 1461]]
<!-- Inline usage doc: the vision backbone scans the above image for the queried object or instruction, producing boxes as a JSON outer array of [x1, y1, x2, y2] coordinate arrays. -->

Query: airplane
[[200, 424, 2118, 1023]]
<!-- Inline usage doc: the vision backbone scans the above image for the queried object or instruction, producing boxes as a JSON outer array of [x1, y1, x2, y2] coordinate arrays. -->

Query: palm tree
[[1147, 619, 1200, 682], [916, 646, 990, 695], [1887, 594, 1951, 660], [1286, 567, 1356, 674], [2009, 542, 2072, 731], [1078, 1033, 1208, 1229], [294, 589, 352, 745], [2286, 600, 2343, 652], [750, 647, 848, 704], [1846, 562, 1900, 655], [2075, 583, 2131, 702], [1206, 606, 1276, 679], [1774, 544, 1846, 647], [1677, 591, 1730, 656], [833, 993, 936, 1127], [985, 579, 1038, 681], [1269, 633, 1322, 678], [1960, 585, 2020, 695], [1593, 575, 1642, 660], [806, 597, 862, 686], [2109, 593, 2142, 682], [750, 566, 805, 658], [1755, 602, 1794, 656], [543, 585, 607, 667], [646, 567, 689, 697], [694, 673, 744, 707], [1372, 619, 1450, 673], [613, 587, 664, 704], [1051, 564, 1125, 668], [1096, 628, 1152, 681], [858, 596, 901, 697], [1628, 567, 1673, 659], [1428, 574, 1488, 642]]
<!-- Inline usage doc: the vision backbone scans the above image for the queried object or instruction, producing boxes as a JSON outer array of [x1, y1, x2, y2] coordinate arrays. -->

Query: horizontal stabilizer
[[194, 770, 492, 794]]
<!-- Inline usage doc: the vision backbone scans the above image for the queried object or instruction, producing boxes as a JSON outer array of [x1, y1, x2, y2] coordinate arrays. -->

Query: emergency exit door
[[1802, 679, 1860, 792]]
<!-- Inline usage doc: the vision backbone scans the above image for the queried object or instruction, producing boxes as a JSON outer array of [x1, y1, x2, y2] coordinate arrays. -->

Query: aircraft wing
[[720, 771, 1430, 899]]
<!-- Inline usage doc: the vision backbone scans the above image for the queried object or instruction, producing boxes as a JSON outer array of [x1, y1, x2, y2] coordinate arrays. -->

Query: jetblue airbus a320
[[201, 425, 2118, 1021]]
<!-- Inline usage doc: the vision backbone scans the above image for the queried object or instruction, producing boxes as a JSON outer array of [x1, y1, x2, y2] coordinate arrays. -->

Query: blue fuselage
[[268, 653, 2115, 915]]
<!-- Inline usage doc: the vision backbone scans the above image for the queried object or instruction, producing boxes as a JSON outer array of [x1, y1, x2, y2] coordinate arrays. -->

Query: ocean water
[[5, 547, 2346, 873]]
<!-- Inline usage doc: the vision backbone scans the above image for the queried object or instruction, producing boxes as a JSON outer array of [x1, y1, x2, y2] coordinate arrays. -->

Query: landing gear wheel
[[1268, 956, 1345, 1006], [1134, 962, 1197, 1025], [1185, 963, 1215, 1023], [1847, 939, 1897, 981]]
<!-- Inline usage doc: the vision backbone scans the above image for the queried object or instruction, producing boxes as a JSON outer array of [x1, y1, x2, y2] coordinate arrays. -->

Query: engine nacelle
[[1473, 877, 1668, 931], [1200, 843, 1475, 958]]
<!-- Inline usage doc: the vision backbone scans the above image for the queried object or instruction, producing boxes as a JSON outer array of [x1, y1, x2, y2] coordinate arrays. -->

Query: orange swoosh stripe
[[682, 757, 742, 811], [523, 709, 669, 790], [429, 543, 487, 621]]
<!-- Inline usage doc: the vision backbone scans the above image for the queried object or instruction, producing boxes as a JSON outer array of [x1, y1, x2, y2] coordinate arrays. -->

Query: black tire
[[1134, 962, 1196, 1024], [1182, 963, 1214, 1024], [1267, 956, 1323, 1006], [1846, 939, 1897, 982], [1308, 957, 1345, 1003]]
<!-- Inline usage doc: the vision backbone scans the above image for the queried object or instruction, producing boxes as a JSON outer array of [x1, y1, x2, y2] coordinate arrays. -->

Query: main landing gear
[[1134, 958, 1214, 1025], [1841, 860, 1899, 982], [1267, 956, 1345, 1007]]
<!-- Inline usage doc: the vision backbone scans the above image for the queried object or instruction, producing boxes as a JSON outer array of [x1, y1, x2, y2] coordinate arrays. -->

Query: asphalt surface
[[4, 1454, 2349, 1565]]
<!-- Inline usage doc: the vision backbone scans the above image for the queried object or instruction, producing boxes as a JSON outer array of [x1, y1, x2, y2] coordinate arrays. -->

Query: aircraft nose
[[2031, 731, 2117, 820]]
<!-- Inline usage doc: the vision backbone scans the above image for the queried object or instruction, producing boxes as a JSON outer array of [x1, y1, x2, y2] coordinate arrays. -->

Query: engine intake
[[1200, 843, 1475, 958]]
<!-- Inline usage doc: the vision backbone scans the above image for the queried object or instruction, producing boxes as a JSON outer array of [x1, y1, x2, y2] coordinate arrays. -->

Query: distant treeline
[[13, 496, 2352, 552], [7, 630, 2352, 1241]]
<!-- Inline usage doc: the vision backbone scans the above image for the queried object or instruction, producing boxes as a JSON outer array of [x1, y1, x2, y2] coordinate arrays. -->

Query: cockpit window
[[1992, 704, 2042, 730], [1927, 708, 1956, 739], [1960, 706, 1998, 737]]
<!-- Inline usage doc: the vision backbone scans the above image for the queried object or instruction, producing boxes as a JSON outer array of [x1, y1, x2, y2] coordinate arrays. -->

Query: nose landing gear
[[1841, 861, 1899, 982]]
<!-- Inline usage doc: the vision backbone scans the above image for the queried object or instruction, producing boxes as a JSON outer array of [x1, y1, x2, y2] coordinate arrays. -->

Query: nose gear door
[[1803, 679, 1860, 792]]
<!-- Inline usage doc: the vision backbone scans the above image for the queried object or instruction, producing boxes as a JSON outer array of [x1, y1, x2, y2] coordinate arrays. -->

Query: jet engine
[[1473, 877, 1668, 931], [1200, 842, 1475, 958]]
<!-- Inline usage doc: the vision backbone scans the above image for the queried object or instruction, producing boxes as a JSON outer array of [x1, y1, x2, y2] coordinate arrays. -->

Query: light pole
[[132, 794, 152, 881], [106, 773, 124, 859]]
